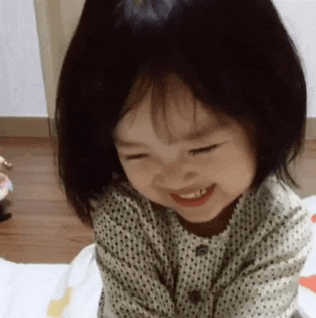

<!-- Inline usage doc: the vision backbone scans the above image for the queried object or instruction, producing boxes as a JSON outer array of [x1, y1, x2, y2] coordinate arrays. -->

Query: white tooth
[[179, 192, 197, 199], [194, 188, 207, 198], [179, 188, 207, 199]]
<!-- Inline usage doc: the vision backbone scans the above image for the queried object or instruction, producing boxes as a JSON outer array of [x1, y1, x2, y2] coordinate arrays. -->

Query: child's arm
[[91, 184, 176, 318], [213, 204, 313, 318]]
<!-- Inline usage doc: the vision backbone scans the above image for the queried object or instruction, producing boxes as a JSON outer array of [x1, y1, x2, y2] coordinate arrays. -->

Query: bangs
[[117, 71, 230, 146]]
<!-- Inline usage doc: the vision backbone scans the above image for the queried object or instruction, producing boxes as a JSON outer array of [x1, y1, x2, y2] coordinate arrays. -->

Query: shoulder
[[246, 175, 306, 217], [229, 174, 312, 246], [257, 175, 307, 217], [90, 181, 150, 225], [90, 181, 169, 238], [243, 174, 313, 242]]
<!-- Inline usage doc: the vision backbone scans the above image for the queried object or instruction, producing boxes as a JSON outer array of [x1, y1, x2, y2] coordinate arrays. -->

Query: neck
[[176, 196, 241, 238]]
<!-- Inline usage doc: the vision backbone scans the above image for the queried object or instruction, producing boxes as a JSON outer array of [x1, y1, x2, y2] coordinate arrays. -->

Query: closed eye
[[124, 154, 148, 160], [123, 144, 221, 160], [190, 143, 220, 155]]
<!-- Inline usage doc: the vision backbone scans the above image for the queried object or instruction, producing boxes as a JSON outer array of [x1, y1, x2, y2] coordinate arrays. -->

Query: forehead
[[114, 74, 235, 146]]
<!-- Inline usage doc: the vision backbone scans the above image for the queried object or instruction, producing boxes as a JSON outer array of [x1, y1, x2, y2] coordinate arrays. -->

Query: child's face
[[114, 75, 258, 224]]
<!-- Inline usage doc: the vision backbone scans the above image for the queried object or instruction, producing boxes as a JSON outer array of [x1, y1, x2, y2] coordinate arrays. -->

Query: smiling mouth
[[170, 184, 216, 207]]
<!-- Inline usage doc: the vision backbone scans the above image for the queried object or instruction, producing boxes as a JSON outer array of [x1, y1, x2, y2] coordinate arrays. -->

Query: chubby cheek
[[122, 166, 157, 201], [212, 144, 257, 194], [124, 169, 147, 188], [119, 160, 152, 194]]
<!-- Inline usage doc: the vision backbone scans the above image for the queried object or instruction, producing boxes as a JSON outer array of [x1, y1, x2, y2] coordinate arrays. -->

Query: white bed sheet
[[0, 244, 102, 318]]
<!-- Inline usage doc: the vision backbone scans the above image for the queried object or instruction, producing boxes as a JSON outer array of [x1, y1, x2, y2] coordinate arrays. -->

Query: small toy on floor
[[0, 156, 13, 222]]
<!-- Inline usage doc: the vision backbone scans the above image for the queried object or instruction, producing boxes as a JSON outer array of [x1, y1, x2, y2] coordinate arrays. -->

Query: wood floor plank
[[0, 137, 93, 263]]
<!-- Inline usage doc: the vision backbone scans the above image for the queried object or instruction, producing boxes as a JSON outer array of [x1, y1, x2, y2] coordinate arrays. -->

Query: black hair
[[55, 0, 307, 228]]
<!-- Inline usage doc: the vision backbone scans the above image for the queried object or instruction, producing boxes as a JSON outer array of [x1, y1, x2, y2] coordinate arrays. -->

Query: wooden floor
[[0, 136, 316, 264], [0, 137, 94, 263]]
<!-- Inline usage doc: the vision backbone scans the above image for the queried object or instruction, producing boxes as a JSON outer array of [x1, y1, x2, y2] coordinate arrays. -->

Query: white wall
[[1, 0, 316, 117], [0, 0, 47, 117], [273, 0, 316, 117]]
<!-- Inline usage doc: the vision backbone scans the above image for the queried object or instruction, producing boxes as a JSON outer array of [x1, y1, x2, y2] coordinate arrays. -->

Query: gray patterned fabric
[[91, 175, 313, 317]]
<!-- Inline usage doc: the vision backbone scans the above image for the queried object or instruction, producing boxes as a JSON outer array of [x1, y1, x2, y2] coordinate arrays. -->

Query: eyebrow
[[115, 125, 227, 148]]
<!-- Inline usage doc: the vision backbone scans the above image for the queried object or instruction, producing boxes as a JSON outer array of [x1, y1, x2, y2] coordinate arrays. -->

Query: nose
[[156, 161, 198, 189]]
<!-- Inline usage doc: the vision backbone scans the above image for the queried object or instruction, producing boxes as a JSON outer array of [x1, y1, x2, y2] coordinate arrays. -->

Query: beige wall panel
[[34, 0, 86, 136]]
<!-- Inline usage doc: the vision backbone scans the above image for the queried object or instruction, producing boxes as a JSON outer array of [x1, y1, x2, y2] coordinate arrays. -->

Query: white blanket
[[0, 197, 315, 318], [0, 244, 102, 318]]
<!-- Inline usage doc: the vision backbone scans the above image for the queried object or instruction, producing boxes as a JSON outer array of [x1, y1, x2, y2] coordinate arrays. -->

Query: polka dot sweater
[[90, 175, 313, 318]]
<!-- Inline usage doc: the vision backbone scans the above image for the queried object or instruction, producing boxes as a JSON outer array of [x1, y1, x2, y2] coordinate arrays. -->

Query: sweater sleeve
[[90, 184, 176, 318], [213, 204, 313, 318]]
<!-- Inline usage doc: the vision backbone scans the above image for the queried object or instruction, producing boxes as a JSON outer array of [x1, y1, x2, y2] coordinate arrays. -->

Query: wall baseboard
[[0, 117, 50, 137], [1, 116, 316, 140]]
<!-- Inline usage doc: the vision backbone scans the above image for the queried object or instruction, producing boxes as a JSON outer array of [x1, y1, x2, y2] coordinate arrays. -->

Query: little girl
[[55, 0, 313, 317]]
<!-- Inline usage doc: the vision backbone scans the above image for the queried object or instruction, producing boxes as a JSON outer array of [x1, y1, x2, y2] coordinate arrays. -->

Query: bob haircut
[[55, 0, 307, 228]]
